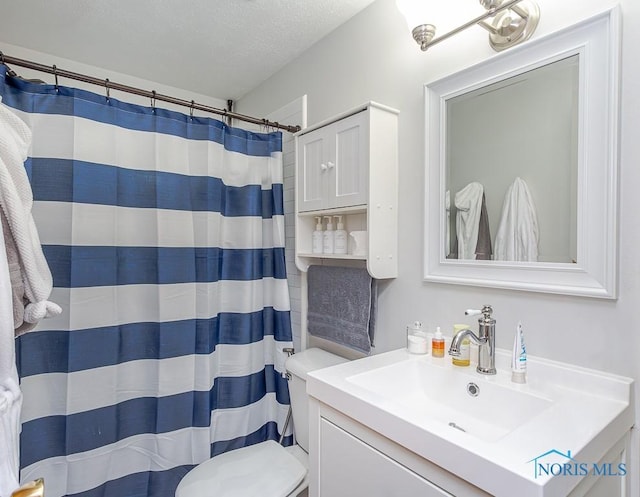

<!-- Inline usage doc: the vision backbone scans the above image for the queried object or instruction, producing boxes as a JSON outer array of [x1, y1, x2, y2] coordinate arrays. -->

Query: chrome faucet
[[449, 305, 496, 375]]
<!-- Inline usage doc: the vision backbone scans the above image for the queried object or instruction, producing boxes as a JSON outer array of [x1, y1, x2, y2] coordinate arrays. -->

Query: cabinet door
[[330, 111, 367, 209], [297, 131, 328, 212], [318, 418, 453, 497]]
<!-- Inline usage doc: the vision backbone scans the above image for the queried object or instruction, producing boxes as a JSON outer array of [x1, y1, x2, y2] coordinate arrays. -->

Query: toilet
[[175, 348, 347, 497]]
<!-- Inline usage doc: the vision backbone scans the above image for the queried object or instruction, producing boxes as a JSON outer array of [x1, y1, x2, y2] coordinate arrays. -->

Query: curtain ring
[[105, 78, 110, 102], [53, 64, 59, 91], [190, 100, 195, 119], [0, 51, 5, 65], [151, 90, 156, 110]]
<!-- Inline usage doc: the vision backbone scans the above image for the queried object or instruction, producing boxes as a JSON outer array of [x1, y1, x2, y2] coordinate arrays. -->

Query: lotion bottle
[[323, 216, 334, 254], [431, 327, 445, 358], [312, 216, 323, 254], [333, 215, 348, 255], [451, 324, 471, 367]]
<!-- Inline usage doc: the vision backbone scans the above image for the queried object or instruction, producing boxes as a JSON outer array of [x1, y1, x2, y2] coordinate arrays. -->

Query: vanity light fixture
[[396, 0, 540, 52]]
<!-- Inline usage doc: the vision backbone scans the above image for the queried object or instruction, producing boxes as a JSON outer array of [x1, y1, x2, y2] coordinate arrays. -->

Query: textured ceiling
[[0, 0, 376, 100]]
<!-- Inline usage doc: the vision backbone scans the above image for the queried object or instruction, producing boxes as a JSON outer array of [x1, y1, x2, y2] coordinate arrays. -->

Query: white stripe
[[17, 111, 283, 186], [33, 279, 290, 332], [20, 396, 289, 497], [20, 337, 289, 422], [209, 393, 291, 444], [32, 201, 285, 249], [30, 287, 70, 331]]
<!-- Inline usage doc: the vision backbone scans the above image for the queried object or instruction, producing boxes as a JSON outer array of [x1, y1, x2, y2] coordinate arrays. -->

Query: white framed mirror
[[424, 6, 620, 299]]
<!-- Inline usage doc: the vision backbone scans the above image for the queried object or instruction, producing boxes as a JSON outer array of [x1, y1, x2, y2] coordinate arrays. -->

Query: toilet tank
[[285, 348, 348, 452]]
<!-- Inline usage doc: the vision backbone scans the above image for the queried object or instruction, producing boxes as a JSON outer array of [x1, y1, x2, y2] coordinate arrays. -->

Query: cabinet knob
[[320, 163, 328, 171], [327, 161, 335, 169]]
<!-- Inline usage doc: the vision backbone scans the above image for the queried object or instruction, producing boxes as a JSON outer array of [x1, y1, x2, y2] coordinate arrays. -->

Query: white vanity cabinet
[[309, 400, 491, 497], [309, 397, 631, 497], [295, 102, 398, 279]]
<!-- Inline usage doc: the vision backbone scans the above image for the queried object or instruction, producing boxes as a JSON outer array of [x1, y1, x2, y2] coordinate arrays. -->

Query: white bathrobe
[[0, 97, 63, 496], [494, 177, 539, 262], [0, 98, 61, 333], [0, 221, 22, 497], [455, 182, 484, 260]]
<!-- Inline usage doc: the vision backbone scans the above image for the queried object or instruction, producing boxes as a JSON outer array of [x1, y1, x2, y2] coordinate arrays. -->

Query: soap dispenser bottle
[[431, 327, 445, 358], [312, 216, 323, 254], [323, 216, 334, 254], [333, 215, 348, 255]]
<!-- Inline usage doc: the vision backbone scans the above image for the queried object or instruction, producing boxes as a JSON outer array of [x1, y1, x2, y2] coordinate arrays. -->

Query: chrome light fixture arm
[[411, 0, 540, 52]]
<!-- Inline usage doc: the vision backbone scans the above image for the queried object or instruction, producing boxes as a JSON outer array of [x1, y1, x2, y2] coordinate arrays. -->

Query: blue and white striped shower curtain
[[0, 65, 293, 497]]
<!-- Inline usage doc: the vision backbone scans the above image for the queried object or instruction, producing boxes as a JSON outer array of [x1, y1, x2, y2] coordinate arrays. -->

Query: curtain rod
[[0, 53, 302, 133]]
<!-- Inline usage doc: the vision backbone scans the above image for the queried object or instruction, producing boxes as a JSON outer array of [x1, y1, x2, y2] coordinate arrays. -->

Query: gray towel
[[475, 193, 492, 260], [307, 265, 376, 354]]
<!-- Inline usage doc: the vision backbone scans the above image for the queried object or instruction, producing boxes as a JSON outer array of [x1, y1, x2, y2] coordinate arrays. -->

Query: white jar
[[407, 321, 428, 354]]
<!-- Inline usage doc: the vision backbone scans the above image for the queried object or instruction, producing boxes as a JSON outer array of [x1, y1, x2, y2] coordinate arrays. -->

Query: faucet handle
[[465, 305, 494, 320]]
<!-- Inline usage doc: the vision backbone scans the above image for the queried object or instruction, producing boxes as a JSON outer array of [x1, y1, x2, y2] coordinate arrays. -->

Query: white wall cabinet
[[295, 102, 398, 279], [297, 110, 367, 212]]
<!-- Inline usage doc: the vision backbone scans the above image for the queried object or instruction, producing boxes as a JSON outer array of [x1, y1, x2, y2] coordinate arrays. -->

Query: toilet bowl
[[175, 348, 347, 497]]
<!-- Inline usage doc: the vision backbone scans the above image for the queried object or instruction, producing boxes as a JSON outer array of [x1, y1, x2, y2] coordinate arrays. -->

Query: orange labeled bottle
[[431, 327, 445, 358]]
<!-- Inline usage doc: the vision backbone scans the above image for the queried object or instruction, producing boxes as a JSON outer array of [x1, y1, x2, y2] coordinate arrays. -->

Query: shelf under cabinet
[[298, 253, 367, 260], [297, 206, 367, 217]]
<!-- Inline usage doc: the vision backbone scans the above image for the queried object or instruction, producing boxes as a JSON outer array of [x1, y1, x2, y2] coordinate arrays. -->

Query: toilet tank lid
[[285, 348, 348, 379]]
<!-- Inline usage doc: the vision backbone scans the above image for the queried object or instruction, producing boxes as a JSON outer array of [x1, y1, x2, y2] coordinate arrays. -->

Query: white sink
[[347, 357, 553, 442], [307, 348, 634, 497]]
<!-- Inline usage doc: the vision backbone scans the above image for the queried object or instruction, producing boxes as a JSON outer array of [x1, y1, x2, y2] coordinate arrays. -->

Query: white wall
[[238, 0, 640, 492]]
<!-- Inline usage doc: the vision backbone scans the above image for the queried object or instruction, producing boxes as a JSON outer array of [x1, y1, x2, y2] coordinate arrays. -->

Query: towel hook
[[105, 78, 110, 102]]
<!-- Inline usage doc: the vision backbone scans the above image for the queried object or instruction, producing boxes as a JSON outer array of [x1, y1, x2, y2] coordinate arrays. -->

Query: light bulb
[[395, 0, 431, 32]]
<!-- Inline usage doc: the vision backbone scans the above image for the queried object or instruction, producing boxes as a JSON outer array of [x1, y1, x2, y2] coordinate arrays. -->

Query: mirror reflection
[[445, 55, 579, 263]]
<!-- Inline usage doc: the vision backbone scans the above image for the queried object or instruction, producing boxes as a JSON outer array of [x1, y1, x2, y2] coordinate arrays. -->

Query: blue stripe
[[26, 158, 284, 216], [67, 466, 194, 497], [0, 67, 282, 156], [42, 246, 287, 287], [64, 425, 293, 497], [20, 367, 290, 467], [16, 311, 293, 377]]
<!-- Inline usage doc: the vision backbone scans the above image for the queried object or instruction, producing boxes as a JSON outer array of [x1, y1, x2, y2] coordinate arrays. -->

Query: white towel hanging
[[494, 177, 539, 262], [0, 216, 22, 497], [0, 98, 61, 334]]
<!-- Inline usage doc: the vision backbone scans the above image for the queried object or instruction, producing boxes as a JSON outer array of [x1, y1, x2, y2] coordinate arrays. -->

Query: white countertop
[[307, 348, 634, 497]]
